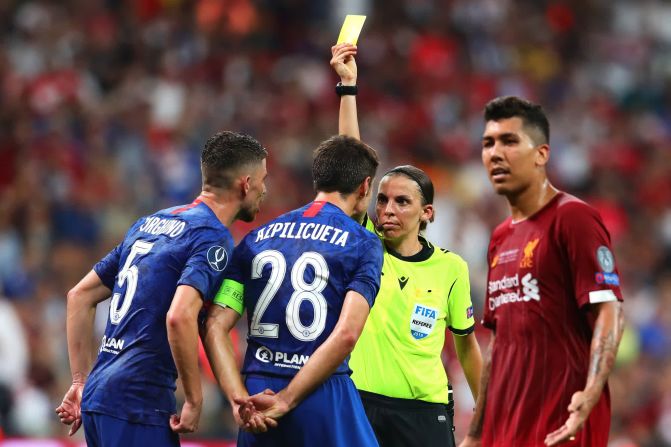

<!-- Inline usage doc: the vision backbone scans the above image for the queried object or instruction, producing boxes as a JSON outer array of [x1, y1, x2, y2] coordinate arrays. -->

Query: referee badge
[[410, 304, 438, 339]]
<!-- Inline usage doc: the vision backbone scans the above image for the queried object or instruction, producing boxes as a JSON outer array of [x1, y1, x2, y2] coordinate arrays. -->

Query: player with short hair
[[331, 43, 483, 447], [459, 96, 624, 447], [207, 134, 384, 447], [56, 131, 269, 446]]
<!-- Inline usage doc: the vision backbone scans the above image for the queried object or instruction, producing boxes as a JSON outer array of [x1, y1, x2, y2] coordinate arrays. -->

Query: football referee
[[330, 43, 483, 447]]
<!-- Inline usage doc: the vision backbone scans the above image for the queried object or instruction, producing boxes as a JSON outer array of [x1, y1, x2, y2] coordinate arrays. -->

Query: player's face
[[239, 159, 267, 222], [482, 117, 544, 197], [375, 175, 431, 242]]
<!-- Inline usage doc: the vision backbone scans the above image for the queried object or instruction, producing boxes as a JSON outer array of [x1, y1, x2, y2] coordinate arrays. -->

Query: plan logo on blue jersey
[[410, 304, 438, 339], [207, 246, 229, 272], [255, 346, 273, 363]]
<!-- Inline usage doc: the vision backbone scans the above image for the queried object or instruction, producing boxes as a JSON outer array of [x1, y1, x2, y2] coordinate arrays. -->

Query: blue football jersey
[[224, 201, 383, 378], [81, 199, 234, 426]]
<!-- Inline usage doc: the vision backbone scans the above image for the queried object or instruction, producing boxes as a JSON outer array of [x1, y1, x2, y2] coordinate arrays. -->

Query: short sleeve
[[346, 235, 383, 308], [93, 244, 122, 290], [177, 229, 234, 303], [446, 259, 476, 335], [482, 237, 497, 331], [557, 203, 624, 308]]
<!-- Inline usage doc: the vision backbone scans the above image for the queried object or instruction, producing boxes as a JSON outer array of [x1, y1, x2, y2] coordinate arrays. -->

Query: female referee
[[330, 43, 483, 447]]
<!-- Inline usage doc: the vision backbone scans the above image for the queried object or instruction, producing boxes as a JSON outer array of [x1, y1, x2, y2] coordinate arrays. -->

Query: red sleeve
[[482, 236, 497, 331], [556, 202, 624, 308]]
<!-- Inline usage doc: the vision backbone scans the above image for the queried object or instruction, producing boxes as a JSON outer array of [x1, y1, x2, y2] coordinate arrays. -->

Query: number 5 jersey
[[83, 197, 234, 426]]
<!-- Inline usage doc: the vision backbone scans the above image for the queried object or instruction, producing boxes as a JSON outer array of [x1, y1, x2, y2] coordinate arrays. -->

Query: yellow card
[[337, 15, 366, 45]]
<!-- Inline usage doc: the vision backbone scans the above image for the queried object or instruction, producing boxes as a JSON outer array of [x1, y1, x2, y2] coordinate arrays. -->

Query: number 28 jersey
[[215, 201, 383, 378], [82, 199, 233, 426]]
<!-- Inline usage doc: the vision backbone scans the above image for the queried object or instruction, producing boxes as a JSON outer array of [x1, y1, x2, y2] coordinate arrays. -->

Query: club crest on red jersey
[[519, 238, 540, 268]]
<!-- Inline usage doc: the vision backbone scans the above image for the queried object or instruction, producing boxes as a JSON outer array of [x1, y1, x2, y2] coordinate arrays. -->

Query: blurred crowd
[[0, 0, 669, 445]]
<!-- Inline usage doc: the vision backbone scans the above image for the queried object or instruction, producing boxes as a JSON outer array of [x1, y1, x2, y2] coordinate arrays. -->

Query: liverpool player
[[460, 97, 624, 447]]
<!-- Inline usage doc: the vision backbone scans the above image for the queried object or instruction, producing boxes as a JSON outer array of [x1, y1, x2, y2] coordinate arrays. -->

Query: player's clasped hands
[[234, 389, 281, 433]]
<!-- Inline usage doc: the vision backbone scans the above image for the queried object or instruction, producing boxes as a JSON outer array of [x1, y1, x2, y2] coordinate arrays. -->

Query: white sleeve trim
[[589, 289, 617, 304]]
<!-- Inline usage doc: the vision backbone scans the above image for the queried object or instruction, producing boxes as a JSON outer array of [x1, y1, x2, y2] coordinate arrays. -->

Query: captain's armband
[[213, 279, 245, 315]]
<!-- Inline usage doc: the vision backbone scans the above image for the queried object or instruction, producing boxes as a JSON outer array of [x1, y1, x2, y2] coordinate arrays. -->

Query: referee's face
[[375, 175, 430, 242]]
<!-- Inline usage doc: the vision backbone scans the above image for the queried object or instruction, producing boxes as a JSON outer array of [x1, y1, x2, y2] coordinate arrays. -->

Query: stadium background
[[0, 0, 669, 445]]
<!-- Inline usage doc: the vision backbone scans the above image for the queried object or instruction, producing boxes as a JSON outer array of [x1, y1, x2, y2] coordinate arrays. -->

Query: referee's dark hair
[[201, 131, 268, 189], [383, 165, 435, 231], [313, 135, 379, 195], [484, 96, 550, 146]]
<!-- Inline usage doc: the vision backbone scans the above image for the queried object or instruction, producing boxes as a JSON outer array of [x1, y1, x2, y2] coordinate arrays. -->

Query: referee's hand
[[330, 43, 358, 85]]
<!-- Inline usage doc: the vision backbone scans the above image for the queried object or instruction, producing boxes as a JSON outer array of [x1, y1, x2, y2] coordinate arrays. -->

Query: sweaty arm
[[203, 304, 246, 409], [453, 332, 483, 402], [460, 334, 495, 447], [56, 270, 113, 434], [66, 270, 114, 382], [250, 290, 371, 419], [206, 279, 277, 432], [330, 43, 360, 139], [167, 285, 204, 433], [544, 300, 624, 446]]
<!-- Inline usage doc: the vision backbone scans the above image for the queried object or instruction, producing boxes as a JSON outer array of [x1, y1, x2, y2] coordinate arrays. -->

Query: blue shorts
[[82, 411, 179, 447], [238, 374, 378, 447]]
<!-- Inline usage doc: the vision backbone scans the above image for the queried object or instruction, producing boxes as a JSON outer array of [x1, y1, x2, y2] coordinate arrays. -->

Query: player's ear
[[359, 176, 372, 198], [240, 175, 251, 197], [535, 143, 550, 168]]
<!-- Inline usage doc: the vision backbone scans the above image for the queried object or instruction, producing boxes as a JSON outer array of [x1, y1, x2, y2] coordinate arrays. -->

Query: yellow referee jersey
[[350, 226, 475, 404]]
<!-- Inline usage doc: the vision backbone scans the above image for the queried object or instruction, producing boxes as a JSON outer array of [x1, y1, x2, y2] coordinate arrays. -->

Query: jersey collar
[[385, 236, 434, 262]]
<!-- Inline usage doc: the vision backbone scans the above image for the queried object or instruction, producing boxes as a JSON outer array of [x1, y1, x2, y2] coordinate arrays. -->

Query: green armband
[[213, 279, 245, 315]]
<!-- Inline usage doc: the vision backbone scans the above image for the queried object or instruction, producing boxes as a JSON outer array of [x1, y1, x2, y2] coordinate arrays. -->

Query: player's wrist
[[339, 78, 356, 87], [184, 393, 204, 407], [276, 389, 296, 412], [466, 429, 482, 440], [71, 372, 87, 385], [336, 82, 357, 96], [580, 387, 601, 408]]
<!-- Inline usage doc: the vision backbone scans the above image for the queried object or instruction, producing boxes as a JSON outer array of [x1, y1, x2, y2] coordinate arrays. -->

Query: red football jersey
[[482, 192, 623, 447]]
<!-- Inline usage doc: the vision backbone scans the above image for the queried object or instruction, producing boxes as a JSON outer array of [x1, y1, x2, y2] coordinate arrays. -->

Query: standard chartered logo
[[521, 273, 539, 301], [488, 273, 540, 310]]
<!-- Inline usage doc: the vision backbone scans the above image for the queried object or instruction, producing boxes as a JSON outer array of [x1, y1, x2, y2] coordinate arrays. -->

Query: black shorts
[[359, 390, 455, 447]]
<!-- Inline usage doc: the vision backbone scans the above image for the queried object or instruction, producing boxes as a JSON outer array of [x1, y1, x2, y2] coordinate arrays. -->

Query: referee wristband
[[336, 82, 358, 96]]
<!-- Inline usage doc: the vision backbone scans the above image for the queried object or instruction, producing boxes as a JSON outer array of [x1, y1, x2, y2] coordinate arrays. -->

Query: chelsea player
[[206, 135, 383, 447], [56, 131, 268, 446]]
